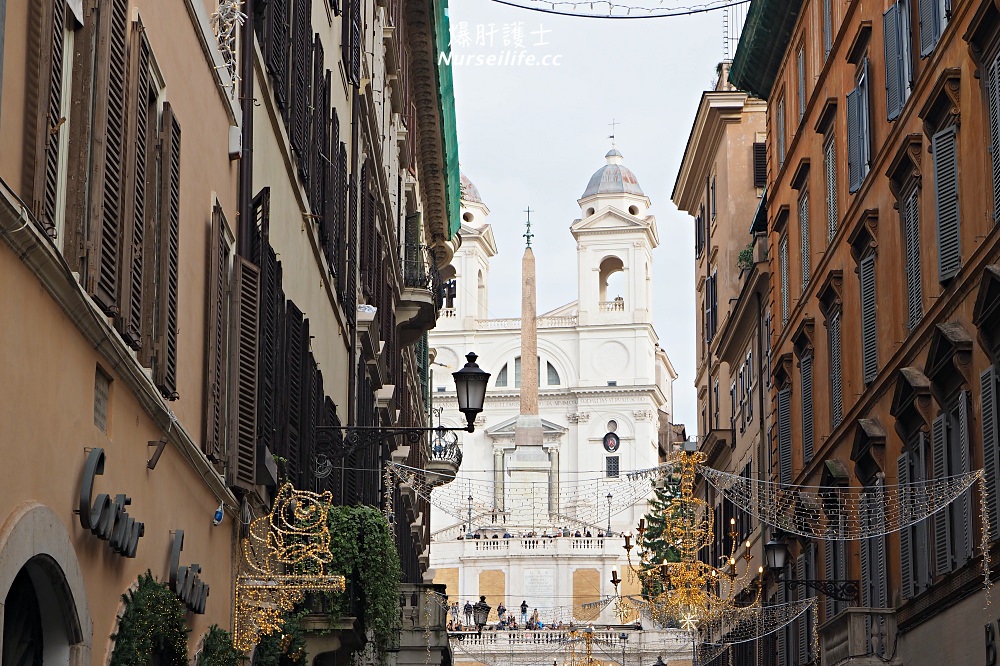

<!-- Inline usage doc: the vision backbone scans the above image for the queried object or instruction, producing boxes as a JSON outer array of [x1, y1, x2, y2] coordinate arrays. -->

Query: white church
[[425, 151, 692, 666]]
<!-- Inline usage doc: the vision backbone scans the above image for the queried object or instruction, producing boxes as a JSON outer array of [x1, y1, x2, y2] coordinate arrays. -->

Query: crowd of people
[[456, 527, 609, 540], [447, 600, 576, 632]]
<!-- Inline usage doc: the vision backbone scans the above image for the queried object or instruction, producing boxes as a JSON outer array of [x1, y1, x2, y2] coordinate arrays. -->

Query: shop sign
[[169, 530, 209, 613], [78, 448, 145, 557]]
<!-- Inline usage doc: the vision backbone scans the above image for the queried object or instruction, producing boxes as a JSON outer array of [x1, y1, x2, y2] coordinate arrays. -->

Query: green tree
[[640, 478, 682, 565]]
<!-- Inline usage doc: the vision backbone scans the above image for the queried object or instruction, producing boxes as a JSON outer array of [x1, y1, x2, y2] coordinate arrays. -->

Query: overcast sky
[[448, 0, 727, 434]]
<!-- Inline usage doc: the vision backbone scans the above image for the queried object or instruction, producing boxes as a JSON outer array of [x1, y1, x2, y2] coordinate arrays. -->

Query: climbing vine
[[109, 572, 188, 666]]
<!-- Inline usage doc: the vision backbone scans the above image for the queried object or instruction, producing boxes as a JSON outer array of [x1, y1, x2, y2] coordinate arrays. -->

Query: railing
[[599, 299, 625, 312], [402, 244, 442, 300], [462, 536, 621, 554], [441, 307, 457, 317], [430, 441, 463, 467], [476, 316, 578, 330]]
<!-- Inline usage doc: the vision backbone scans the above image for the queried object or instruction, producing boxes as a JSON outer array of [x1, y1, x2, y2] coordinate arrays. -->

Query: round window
[[607, 420, 618, 432]]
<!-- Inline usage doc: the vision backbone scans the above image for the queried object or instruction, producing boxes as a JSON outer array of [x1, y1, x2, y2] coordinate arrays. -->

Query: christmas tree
[[639, 476, 683, 566]]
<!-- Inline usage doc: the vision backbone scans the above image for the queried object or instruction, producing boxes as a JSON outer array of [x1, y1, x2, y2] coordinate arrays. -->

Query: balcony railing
[[456, 536, 623, 555], [599, 299, 625, 311], [430, 441, 463, 466], [476, 316, 578, 330], [402, 244, 442, 297]]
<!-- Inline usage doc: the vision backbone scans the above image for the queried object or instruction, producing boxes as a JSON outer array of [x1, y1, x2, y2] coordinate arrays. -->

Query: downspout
[[237, 0, 255, 260], [347, 89, 360, 426]]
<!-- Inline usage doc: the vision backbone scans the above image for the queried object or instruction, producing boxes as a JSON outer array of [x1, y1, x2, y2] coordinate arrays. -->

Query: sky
[[447, 0, 728, 435]]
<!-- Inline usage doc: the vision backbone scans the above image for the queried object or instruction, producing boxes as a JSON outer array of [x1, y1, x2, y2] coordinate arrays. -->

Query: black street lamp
[[473, 595, 492, 635], [606, 493, 613, 536], [764, 534, 859, 602], [618, 632, 628, 666], [316, 352, 490, 457]]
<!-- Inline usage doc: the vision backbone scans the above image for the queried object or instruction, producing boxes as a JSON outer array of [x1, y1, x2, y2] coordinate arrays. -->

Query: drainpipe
[[347, 83, 360, 425], [237, 0, 255, 259]]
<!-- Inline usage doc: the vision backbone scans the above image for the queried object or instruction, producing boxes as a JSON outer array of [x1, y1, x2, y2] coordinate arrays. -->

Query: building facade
[[731, 0, 1000, 662], [428, 159, 690, 664], [0, 0, 459, 660]]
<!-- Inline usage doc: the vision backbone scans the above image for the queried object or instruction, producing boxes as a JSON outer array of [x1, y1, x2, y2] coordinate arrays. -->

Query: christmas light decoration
[[233, 484, 346, 652], [210, 0, 245, 98]]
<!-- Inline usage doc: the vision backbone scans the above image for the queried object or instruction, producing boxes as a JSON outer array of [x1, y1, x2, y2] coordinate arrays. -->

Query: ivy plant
[[109, 572, 188, 666]]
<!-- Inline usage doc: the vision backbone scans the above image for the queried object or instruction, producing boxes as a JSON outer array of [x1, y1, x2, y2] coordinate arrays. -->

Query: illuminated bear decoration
[[266, 483, 335, 572]]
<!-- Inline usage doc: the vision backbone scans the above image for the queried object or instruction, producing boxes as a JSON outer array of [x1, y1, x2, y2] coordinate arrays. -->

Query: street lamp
[[764, 533, 859, 602], [618, 632, 627, 666], [467, 494, 474, 539], [316, 352, 490, 456], [473, 595, 492, 635], [606, 493, 613, 536]]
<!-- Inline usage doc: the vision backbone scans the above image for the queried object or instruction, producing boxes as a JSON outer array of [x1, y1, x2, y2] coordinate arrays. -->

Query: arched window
[[478, 270, 487, 319], [599, 256, 625, 308], [547, 362, 560, 385], [496, 363, 508, 387]]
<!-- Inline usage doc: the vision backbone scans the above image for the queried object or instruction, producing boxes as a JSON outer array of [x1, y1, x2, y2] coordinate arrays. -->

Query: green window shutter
[[932, 124, 961, 282], [860, 254, 878, 384], [822, 0, 833, 58], [265, 0, 291, 110], [903, 187, 923, 329], [847, 87, 862, 193], [918, 0, 940, 57], [884, 3, 902, 121], [898, 451, 914, 599], [957, 391, 974, 564], [932, 413, 952, 575], [780, 236, 789, 326]]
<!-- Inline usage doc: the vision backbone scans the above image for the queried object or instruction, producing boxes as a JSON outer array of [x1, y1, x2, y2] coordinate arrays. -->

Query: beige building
[[0, 0, 459, 661]]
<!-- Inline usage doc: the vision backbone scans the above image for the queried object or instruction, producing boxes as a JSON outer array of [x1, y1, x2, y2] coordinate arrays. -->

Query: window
[[859, 477, 888, 616], [514, 356, 522, 387], [779, 235, 790, 326], [902, 183, 923, 329], [606, 456, 620, 478], [546, 361, 560, 386], [799, 190, 811, 290], [496, 363, 508, 387], [847, 58, 872, 192], [898, 430, 932, 599], [729, 381, 736, 432], [932, 123, 961, 282], [715, 379, 721, 430], [753, 142, 767, 188], [694, 213, 704, 257], [776, 386, 792, 485], [94, 367, 111, 433], [918, 0, 949, 57], [738, 366, 746, 433], [982, 365, 1000, 541], [824, 135, 838, 241], [932, 392, 974, 573], [884, 0, 913, 122], [705, 271, 718, 342], [986, 51, 1000, 226], [711, 176, 717, 221], [776, 95, 787, 168], [828, 309, 844, 426], [822, 0, 833, 59], [745, 350, 754, 424], [797, 44, 807, 122], [860, 253, 878, 384], [799, 353, 814, 463]]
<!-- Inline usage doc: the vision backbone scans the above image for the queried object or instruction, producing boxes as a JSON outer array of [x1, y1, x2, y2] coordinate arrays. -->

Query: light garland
[[489, 0, 750, 18], [698, 465, 983, 540], [210, 0, 245, 98], [233, 484, 346, 652]]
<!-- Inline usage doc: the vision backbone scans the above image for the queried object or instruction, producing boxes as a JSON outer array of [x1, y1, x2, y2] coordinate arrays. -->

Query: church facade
[[426, 153, 685, 663]]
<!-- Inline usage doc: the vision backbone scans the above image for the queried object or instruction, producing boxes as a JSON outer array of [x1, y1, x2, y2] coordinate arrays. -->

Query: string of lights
[[489, 0, 751, 19]]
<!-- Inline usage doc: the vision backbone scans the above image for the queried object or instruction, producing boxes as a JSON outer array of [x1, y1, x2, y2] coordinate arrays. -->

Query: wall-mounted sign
[[78, 448, 145, 557], [603, 432, 621, 453], [169, 530, 209, 613]]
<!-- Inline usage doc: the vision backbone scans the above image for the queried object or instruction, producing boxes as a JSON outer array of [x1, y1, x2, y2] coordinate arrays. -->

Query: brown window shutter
[[346, 175, 357, 327], [117, 20, 152, 351], [309, 47, 328, 219], [28, 0, 66, 239], [321, 96, 337, 277], [86, 0, 129, 315], [204, 204, 230, 462], [229, 257, 260, 489], [290, 0, 313, 175], [283, 302, 305, 480], [337, 142, 349, 297], [154, 102, 182, 400], [264, 0, 291, 111]]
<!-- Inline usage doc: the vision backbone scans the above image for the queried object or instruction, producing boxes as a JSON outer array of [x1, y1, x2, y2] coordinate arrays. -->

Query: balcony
[[820, 608, 902, 666], [398, 244, 443, 345], [454, 536, 625, 557], [425, 440, 463, 486], [398, 583, 452, 666], [599, 298, 625, 312]]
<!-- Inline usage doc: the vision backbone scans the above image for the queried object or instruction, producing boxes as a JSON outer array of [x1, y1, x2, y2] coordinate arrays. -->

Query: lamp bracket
[[784, 578, 860, 602], [315, 425, 473, 459]]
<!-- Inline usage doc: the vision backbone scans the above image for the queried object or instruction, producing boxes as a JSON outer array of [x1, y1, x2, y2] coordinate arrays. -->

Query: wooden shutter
[[29, 0, 66, 239], [777, 387, 792, 485], [984, 366, 1000, 541], [824, 539, 836, 618], [321, 106, 339, 278], [884, 3, 903, 121], [860, 254, 878, 384], [776, 97, 786, 167], [290, 0, 313, 179], [349, 0, 362, 86], [847, 87, 861, 193], [346, 175, 358, 327], [154, 103, 181, 400], [829, 310, 843, 427], [799, 191, 811, 289], [796, 47, 806, 121], [822, 0, 833, 58], [264, 0, 291, 110], [86, 0, 130, 315], [932, 413, 952, 574], [796, 554, 808, 663], [933, 125, 961, 282], [252, 189, 282, 458], [860, 530, 872, 608], [337, 141, 349, 296], [309, 39, 326, 217], [204, 204, 229, 462], [903, 186, 923, 330], [957, 391, 973, 563], [229, 257, 260, 489], [779, 235, 789, 325], [752, 142, 767, 188], [918, 0, 940, 57], [988, 55, 1000, 226], [898, 452, 915, 599], [776, 584, 787, 666], [800, 354, 814, 463], [117, 21, 153, 351], [704, 275, 714, 343], [284, 302, 305, 480], [914, 432, 932, 593], [825, 137, 838, 240]]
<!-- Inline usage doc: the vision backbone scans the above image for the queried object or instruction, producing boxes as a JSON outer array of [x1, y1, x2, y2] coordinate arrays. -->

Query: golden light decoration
[[233, 484, 347, 652], [615, 447, 762, 631]]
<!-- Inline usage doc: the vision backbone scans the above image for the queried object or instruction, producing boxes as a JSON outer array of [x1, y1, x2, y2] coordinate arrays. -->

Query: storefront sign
[[169, 530, 209, 613], [78, 448, 144, 557]]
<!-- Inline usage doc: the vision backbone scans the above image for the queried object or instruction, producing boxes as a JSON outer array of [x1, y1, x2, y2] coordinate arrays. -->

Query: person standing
[[451, 602, 460, 625], [497, 601, 507, 620], [520, 600, 529, 624], [464, 600, 473, 626]]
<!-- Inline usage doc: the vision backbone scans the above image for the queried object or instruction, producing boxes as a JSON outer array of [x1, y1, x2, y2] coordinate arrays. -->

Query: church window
[[463, 212, 474, 223], [496, 363, 508, 387], [547, 361, 560, 385], [606, 456, 620, 478], [607, 420, 618, 432], [628, 205, 639, 215]]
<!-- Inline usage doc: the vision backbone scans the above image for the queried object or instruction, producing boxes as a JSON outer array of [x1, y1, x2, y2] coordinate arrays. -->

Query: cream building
[[427, 154, 692, 665]]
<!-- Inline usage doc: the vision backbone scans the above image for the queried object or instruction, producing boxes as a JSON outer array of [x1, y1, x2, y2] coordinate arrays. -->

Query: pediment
[[540, 301, 578, 318], [486, 416, 567, 437], [572, 207, 650, 231]]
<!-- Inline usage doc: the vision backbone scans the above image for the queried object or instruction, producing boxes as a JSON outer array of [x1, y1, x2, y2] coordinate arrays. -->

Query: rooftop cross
[[608, 118, 620, 148], [523, 206, 534, 248]]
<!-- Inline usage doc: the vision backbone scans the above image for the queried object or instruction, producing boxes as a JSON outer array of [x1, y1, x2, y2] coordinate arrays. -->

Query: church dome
[[460, 171, 484, 205], [581, 149, 644, 198]]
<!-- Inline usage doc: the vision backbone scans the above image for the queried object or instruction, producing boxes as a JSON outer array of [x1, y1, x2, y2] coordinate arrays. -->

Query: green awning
[[433, 0, 460, 240], [729, 0, 804, 100]]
